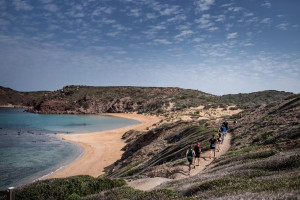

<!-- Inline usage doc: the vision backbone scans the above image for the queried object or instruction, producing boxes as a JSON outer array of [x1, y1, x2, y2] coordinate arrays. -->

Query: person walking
[[186, 145, 195, 175], [194, 142, 202, 166], [223, 120, 229, 131], [217, 132, 222, 151], [209, 135, 217, 159], [233, 119, 237, 125]]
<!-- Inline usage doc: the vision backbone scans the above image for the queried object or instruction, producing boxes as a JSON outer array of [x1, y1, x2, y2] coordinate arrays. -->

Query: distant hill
[[217, 90, 294, 109], [0, 86, 47, 107], [0, 85, 294, 114]]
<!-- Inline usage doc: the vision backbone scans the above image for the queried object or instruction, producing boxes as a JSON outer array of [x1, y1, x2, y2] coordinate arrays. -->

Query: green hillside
[[0, 86, 293, 114]]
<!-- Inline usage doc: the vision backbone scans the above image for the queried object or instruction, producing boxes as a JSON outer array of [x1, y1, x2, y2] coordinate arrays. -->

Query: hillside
[[0, 90, 299, 199], [99, 96, 300, 199], [0, 86, 47, 107], [0, 86, 293, 115]]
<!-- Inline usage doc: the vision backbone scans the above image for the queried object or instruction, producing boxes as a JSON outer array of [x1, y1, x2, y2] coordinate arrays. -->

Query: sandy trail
[[179, 133, 232, 177], [46, 113, 161, 179], [127, 133, 232, 191]]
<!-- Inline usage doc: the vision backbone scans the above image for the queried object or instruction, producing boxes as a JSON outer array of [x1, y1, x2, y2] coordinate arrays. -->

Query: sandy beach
[[46, 113, 161, 179]]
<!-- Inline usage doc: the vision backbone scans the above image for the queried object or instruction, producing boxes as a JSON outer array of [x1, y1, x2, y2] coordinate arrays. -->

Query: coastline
[[46, 113, 161, 179]]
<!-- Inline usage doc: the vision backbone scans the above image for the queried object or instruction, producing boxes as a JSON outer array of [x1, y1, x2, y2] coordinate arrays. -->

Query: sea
[[0, 107, 140, 190]]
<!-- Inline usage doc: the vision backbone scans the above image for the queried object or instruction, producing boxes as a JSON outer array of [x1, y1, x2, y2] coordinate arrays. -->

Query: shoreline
[[46, 113, 161, 179]]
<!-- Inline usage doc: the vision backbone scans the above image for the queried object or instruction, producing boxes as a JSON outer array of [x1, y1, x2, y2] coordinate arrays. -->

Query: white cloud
[[215, 15, 225, 22], [106, 31, 120, 37], [261, 1, 271, 8], [227, 32, 238, 39], [175, 30, 194, 40], [44, 4, 58, 12], [159, 5, 180, 16], [92, 6, 114, 16], [261, 18, 271, 24], [176, 24, 192, 30], [194, 0, 215, 12], [102, 18, 116, 24], [244, 12, 254, 17], [228, 7, 243, 12], [167, 14, 187, 22], [146, 13, 156, 19], [128, 8, 141, 17], [193, 37, 204, 42], [12, 0, 33, 11], [112, 24, 130, 31], [208, 27, 218, 31], [195, 14, 217, 30], [154, 39, 172, 45], [277, 23, 288, 30], [151, 25, 166, 30]]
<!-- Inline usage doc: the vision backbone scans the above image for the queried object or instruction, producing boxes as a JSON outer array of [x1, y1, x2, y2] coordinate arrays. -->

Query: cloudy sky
[[0, 0, 299, 95]]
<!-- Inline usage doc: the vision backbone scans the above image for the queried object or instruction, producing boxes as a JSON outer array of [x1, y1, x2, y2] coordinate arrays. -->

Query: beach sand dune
[[46, 113, 160, 179]]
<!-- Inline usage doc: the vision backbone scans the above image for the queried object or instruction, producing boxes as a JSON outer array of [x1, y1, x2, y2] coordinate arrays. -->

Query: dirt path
[[127, 133, 232, 191]]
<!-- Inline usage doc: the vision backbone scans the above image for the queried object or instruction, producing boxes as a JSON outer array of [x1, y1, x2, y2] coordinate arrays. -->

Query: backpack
[[188, 149, 193, 157]]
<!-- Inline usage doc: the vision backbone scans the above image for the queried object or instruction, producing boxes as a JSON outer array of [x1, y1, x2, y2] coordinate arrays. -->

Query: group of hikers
[[186, 120, 230, 175]]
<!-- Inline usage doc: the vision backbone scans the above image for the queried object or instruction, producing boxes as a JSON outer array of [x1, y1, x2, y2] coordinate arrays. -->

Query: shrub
[[85, 186, 179, 200], [68, 193, 81, 200], [14, 176, 126, 200], [263, 155, 300, 171], [245, 150, 279, 160]]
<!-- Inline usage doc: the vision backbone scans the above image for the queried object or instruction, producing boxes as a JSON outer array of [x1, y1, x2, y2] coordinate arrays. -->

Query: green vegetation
[[183, 175, 299, 198], [84, 186, 179, 200], [1, 86, 293, 114], [6, 176, 126, 200]]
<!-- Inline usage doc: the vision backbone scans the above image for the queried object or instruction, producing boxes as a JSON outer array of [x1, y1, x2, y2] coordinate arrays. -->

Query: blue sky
[[0, 0, 299, 95]]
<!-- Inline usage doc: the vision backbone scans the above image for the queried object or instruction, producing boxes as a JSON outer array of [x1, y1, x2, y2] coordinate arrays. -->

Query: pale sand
[[46, 113, 161, 179]]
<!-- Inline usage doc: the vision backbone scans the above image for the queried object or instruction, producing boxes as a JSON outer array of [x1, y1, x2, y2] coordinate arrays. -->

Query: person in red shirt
[[194, 142, 202, 166]]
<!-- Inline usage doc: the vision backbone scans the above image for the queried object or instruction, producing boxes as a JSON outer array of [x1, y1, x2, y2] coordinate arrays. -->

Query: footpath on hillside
[[127, 133, 232, 191]]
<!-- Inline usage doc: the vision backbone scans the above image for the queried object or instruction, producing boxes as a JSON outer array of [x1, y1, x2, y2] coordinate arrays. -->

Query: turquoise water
[[0, 108, 140, 190]]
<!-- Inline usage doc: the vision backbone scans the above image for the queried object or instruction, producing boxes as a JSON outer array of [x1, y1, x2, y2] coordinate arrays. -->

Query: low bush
[[262, 155, 300, 171], [183, 175, 299, 198], [84, 186, 179, 200], [14, 176, 126, 200], [244, 150, 279, 160]]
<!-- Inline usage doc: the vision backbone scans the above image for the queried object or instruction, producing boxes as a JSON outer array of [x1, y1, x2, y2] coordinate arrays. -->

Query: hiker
[[194, 142, 202, 166], [186, 145, 195, 175], [223, 120, 229, 131], [233, 119, 237, 125], [209, 135, 217, 159], [217, 132, 222, 151], [221, 124, 226, 138], [219, 125, 225, 140]]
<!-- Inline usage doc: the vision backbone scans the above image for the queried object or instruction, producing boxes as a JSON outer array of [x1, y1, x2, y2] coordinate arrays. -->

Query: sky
[[0, 0, 299, 95]]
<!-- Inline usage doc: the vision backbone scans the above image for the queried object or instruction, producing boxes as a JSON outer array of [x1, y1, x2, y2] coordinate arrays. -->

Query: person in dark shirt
[[186, 145, 195, 175], [194, 142, 202, 166], [209, 135, 217, 159], [233, 119, 237, 125], [223, 120, 229, 131]]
